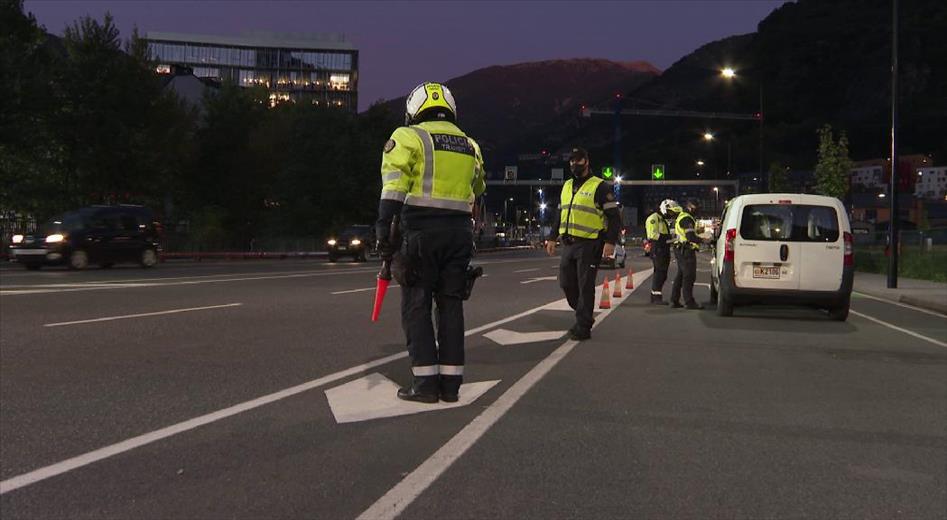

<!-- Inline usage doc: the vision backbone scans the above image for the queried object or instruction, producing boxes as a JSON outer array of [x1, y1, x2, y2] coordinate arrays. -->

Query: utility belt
[[560, 234, 600, 246]]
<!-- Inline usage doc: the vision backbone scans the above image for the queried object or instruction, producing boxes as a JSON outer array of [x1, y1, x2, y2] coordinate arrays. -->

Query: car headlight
[[12, 234, 23, 244], [45, 234, 64, 243], [350, 239, 361, 246], [327, 239, 337, 246]]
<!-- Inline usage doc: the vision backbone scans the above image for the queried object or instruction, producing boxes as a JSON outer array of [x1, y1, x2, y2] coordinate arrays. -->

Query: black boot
[[650, 293, 666, 305], [397, 386, 439, 403], [685, 300, 704, 310], [439, 375, 461, 403], [670, 301, 684, 308]]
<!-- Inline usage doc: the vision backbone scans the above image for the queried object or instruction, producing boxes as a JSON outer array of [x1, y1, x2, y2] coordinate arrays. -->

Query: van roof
[[730, 193, 843, 206]]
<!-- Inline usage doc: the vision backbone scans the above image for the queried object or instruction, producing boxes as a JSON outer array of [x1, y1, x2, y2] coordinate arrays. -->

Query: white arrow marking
[[325, 373, 500, 424], [520, 275, 558, 285], [483, 328, 567, 346]]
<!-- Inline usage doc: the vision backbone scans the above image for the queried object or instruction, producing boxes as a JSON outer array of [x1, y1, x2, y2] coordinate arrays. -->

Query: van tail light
[[724, 228, 737, 262], [843, 231, 854, 266]]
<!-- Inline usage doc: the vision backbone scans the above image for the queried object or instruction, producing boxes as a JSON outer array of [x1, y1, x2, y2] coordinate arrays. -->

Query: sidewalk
[[853, 271, 947, 315]]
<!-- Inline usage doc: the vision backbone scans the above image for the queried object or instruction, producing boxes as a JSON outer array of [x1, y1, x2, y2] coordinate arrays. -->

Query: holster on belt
[[461, 265, 483, 300]]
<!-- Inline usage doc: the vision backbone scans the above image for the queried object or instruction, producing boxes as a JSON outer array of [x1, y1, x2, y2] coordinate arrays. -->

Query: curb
[[854, 288, 947, 316]]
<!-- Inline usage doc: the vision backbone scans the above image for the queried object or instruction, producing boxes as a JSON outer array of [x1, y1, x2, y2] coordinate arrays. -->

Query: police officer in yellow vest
[[375, 82, 486, 403], [544, 148, 622, 340], [669, 199, 705, 310], [645, 200, 676, 304]]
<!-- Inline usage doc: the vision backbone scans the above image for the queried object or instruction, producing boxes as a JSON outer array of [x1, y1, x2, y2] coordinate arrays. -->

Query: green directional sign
[[602, 166, 614, 179], [651, 164, 666, 180]]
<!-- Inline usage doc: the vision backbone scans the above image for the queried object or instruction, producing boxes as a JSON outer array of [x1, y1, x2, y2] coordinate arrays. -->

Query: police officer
[[544, 148, 622, 340], [645, 200, 676, 304], [670, 199, 704, 310], [375, 82, 486, 403]]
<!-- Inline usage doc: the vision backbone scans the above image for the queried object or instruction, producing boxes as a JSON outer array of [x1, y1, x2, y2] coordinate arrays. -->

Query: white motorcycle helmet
[[405, 82, 457, 125], [660, 199, 681, 216]]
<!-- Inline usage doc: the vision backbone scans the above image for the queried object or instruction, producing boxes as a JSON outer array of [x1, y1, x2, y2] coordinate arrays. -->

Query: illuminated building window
[[155, 64, 171, 74]]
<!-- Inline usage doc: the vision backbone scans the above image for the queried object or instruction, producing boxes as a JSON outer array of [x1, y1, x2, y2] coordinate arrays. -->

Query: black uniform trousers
[[401, 226, 473, 395], [670, 245, 698, 305], [558, 237, 603, 332], [650, 245, 671, 295]]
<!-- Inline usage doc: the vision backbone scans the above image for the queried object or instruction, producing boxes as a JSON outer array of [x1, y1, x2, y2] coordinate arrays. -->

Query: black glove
[[376, 239, 395, 261]]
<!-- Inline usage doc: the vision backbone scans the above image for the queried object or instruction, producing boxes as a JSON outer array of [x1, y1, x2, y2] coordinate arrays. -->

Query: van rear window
[[740, 205, 839, 242]]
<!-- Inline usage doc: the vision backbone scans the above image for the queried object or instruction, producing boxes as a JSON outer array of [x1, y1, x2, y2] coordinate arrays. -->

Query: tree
[[767, 161, 791, 193], [814, 124, 853, 199]]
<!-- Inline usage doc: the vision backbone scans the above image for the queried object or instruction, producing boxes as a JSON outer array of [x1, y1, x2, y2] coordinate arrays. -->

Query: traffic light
[[602, 166, 614, 179], [651, 164, 665, 180]]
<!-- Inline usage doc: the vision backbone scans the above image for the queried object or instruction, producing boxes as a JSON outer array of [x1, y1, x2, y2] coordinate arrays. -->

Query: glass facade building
[[145, 31, 358, 110]]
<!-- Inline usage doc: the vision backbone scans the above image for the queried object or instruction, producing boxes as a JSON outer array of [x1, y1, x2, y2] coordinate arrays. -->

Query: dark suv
[[10, 206, 161, 270], [326, 225, 374, 262]]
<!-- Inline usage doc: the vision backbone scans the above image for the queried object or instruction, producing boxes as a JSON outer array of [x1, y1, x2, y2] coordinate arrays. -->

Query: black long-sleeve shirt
[[548, 176, 622, 244]]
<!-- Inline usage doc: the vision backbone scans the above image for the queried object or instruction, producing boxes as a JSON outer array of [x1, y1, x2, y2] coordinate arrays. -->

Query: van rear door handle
[[780, 244, 789, 261]]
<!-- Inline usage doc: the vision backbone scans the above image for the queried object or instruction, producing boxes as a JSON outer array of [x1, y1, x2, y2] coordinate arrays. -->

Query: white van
[[709, 194, 854, 320]]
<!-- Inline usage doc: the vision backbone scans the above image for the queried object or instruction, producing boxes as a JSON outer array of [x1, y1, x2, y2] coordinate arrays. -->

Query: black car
[[10, 205, 161, 270], [326, 225, 374, 262]]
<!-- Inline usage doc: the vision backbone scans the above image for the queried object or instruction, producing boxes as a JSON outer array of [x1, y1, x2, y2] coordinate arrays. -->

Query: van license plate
[[753, 266, 780, 279]]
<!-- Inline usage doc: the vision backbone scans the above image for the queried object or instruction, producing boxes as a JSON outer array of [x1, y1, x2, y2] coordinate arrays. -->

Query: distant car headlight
[[12, 234, 23, 244], [327, 239, 337, 246], [45, 234, 64, 243], [350, 239, 361, 246]]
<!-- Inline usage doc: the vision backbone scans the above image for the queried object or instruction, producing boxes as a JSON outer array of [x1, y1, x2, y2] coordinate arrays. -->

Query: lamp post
[[720, 67, 764, 183]]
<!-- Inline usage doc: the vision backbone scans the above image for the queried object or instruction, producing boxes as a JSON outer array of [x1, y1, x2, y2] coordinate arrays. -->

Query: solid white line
[[356, 270, 652, 520], [0, 278, 600, 495], [850, 310, 947, 348], [43, 304, 243, 328], [513, 268, 539, 273], [332, 285, 400, 295], [853, 291, 947, 319]]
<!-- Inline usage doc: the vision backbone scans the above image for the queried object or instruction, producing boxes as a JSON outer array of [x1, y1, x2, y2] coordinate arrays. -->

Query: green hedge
[[854, 250, 947, 283]]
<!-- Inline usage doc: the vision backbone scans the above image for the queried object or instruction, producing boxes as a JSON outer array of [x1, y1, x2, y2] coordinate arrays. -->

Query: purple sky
[[24, 0, 784, 111]]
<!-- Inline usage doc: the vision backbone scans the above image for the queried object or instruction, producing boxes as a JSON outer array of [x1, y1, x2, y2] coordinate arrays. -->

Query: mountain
[[378, 59, 660, 167]]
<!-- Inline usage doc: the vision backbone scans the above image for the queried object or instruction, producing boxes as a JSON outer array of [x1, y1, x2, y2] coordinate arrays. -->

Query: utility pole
[[888, 0, 900, 288]]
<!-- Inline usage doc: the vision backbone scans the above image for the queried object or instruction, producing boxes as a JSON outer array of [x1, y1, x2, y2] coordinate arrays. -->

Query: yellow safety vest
[[558, 176, 606, 239], [379, 120, 485, 213], [645, 212, 670, 241], [674, 210, 701, 250]]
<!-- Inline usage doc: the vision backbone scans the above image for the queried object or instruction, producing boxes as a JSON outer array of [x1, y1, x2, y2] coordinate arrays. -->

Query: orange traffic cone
[[599, 277, 612, 309], [625, 265, 635, 290], [612, 273, 622, 298]]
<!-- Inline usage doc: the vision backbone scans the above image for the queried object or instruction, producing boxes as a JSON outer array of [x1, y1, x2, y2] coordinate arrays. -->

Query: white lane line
[[0, 287, 583, 495], [513, 268, 539, 273], [332, 285, 400, 295], [357, 270, 652, 520], [853, 291, 947, 319], [850, 310, 947, 348], [43, 304, 243, 328]]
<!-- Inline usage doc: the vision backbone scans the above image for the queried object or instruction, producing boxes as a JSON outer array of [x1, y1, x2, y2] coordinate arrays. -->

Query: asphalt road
[[1, 251, 944, 519]]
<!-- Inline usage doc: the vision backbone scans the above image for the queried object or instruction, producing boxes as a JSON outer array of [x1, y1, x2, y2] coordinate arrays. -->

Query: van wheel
[[709, 281, 719, 304], [23, 263, 42, 271], [716, 294, 733, 317], [68, 250, 89, 270], [140, 248, 158, 268], [828, 298, 850, 321]]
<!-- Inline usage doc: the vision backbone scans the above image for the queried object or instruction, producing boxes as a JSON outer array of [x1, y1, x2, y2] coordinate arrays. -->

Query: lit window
[[155, 64, 171, 74]]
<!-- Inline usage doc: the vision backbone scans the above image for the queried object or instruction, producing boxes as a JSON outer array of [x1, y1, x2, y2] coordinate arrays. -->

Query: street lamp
[[696, 160, 705, 166], [703, 132, 715, 141], [721, 66, 764, 181], [713, 186, 719, 213]]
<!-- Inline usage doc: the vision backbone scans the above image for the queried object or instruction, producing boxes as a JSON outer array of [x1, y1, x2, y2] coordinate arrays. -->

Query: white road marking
[[356, 269, 653, 520], [521, 276, 558, 285], [324, 373, 500, 423], [483, 328, 567, 346], [43, 304, 243, 328], [332, 285, 400, 295], [694, 282, 711, 288], [850, 310, 947, 348], [853, 291, 947, 319], [0, 280, 596, 495], [513, 268, 539, 273]]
